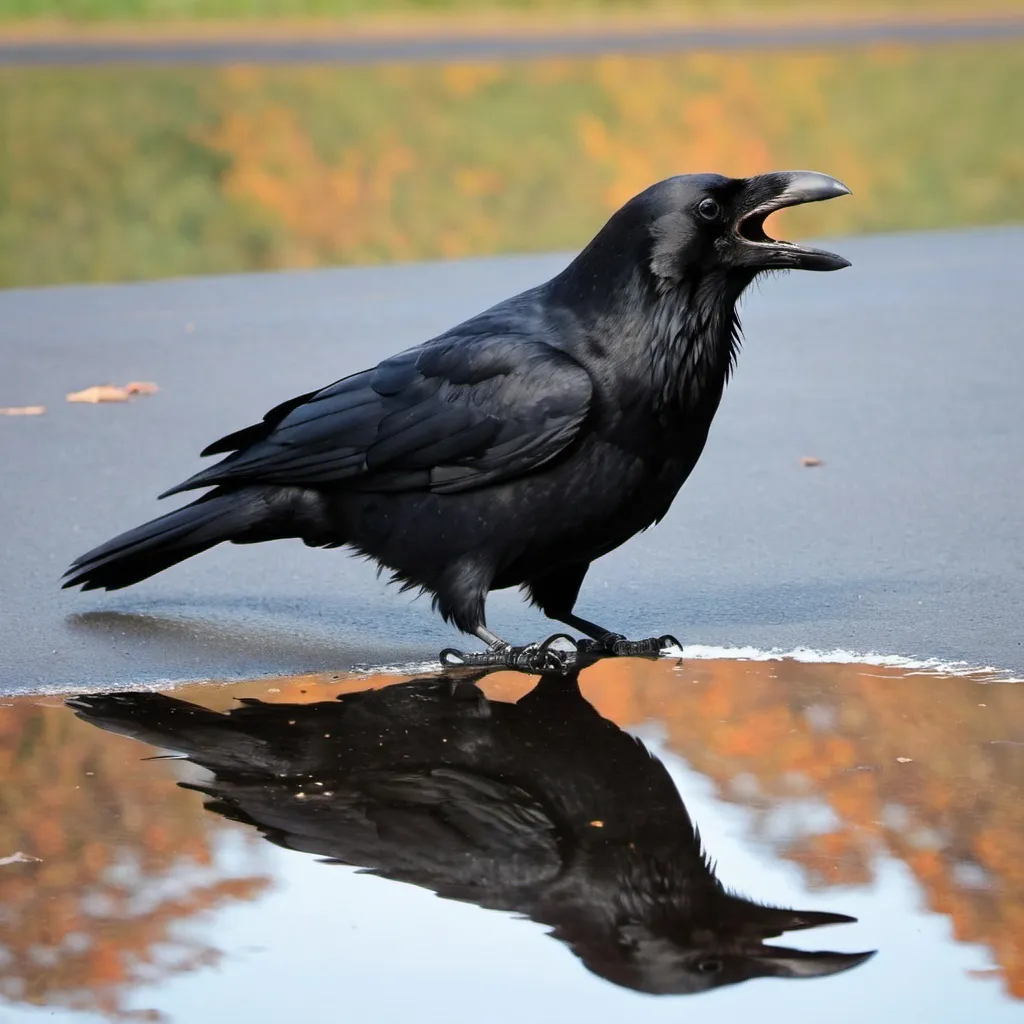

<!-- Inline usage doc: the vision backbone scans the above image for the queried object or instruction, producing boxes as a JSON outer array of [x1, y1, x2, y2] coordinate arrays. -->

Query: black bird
[[63, 171, 850, 667], [67, 668, 873, 995]]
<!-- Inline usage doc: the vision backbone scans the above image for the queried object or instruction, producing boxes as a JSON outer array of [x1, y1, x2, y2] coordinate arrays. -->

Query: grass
[[2, 0, 1020, 24], [1, 41, 1022, 288]]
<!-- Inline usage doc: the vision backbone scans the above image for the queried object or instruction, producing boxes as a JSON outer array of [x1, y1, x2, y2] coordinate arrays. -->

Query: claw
[[576, 633, 680, 658], [439, 647, 509, 669], [439, 639, 576, 674], [439, 632, 677, 671], [538, 633, 580, 654]]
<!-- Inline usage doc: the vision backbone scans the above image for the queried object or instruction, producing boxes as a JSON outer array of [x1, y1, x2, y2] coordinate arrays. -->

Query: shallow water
[[1, 655, 1021, 1022]]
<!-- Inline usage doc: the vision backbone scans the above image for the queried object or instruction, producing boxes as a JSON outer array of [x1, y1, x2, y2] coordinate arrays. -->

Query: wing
[[162, 334, 593, 497], [191, 767, 564, 896]]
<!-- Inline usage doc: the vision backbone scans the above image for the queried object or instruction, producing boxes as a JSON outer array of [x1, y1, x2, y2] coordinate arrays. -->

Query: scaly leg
[[527, 564, 681, 658], [439, 625, 578, 673]]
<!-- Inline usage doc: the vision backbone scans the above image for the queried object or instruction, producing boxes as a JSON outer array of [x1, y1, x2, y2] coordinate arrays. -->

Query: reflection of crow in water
[[68, 670, 872, 995]]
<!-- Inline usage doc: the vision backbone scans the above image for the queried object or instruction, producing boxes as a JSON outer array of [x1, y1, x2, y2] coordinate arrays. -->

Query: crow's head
[[583, 902, 873, 996], [639, 171, 852, 284], [554, 169, 851, 339]]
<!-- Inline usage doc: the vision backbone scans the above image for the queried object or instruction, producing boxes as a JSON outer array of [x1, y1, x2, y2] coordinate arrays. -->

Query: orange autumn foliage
[[574, 657, 1024, 998], [3, 653, 1020, 1012], [0, 701, 269, 1020]]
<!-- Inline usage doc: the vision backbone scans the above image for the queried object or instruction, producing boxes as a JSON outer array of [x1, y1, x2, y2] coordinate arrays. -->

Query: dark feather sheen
[[63, 170, 850, 637]]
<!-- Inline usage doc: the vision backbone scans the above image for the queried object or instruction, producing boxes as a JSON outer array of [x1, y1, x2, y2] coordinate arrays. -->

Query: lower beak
[[754, 946, 876, 979], [734, 170, 852, 272]]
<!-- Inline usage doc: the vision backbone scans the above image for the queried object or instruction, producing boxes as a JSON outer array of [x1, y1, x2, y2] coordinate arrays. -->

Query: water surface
[[2, 655, 1021, 1022]]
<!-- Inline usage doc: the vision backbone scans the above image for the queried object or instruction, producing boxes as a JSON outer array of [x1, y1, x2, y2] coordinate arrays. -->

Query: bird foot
[[440, 634, 579, 674], [576, 633, 682, 657]]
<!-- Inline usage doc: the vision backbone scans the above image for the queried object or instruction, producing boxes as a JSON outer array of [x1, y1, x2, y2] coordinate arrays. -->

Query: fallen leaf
[[66, 381, 158, 404], [0, 405, 46, 416], [0, 851, 42, 867], [589, 820, 605, 828], [896, 757, 913, 764], [801, 456, 824, 467]]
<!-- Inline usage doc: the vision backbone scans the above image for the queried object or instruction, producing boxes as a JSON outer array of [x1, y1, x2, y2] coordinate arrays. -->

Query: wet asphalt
[[1, 225, 1022, 691]]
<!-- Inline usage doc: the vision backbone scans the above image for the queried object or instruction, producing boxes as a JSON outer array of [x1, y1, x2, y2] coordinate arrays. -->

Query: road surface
[[1, 16, 1022, 65], [1, 225, 1022, 690]]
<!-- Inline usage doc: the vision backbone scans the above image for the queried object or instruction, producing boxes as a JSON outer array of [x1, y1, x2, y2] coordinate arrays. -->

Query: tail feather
[[66, 692, 276, 770], [65, 692, 232, 752], [62, 487, 283, 592]]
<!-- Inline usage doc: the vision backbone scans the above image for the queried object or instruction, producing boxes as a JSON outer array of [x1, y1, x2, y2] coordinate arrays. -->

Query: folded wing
[[162, 334, 593, 497]]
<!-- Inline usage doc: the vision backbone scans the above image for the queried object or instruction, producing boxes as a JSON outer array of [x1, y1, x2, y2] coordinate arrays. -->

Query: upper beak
[[734, 170, 852, 272]]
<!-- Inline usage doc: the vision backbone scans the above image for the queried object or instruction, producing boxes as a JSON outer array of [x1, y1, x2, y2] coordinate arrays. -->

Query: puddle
[[1, 656, 1021, 1022]]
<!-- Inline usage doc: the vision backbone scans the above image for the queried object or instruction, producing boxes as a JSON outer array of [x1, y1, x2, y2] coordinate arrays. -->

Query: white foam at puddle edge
[[5, 646, 1019, 698], [659, 644, 1021, 682]]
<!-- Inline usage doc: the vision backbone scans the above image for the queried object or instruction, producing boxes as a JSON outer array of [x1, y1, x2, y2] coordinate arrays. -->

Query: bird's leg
[[556, 612, 681, 658], [475, 625, 510, 649], [528, 567, 680, 659], [439, 626, 577, 673]]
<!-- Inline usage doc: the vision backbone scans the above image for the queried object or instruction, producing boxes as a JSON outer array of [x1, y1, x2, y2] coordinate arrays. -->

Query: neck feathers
[[550, 252, 751, 421], [649, 270, 747, 418]]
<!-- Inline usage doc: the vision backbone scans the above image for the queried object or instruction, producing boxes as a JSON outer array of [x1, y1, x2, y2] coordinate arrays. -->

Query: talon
[[440, 638, 577, 674], [618, 637, 663, 656], [571, 632, 682, 658], [514, 642, 576, 674], [539, 633, 579, 653], [438, 645, 511, 669], [439, 647, 467, 667]]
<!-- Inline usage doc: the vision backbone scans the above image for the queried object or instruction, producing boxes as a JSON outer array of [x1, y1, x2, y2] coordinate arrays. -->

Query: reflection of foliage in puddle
[[574, 657, 1024, 999], [178, 660, 1024, 1000], [2, 656, 1021, 1012], [0, 702, 269, 1021], [1, 41, 1022, 287]]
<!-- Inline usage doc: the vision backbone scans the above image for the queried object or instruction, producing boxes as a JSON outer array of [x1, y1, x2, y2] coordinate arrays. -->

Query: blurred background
[[0, 0, 1021, 289]]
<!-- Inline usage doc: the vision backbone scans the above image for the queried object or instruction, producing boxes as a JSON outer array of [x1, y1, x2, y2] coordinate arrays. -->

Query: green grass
[[0, 0, 1006, 24], [1, 42, 1021, 288]]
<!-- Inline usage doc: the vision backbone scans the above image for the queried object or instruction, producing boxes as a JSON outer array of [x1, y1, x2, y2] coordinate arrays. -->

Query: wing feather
[[162, 333, 592, 498]]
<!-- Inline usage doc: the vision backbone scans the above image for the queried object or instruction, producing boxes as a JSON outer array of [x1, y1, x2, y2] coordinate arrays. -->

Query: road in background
[[1, 16, 1022, 64]]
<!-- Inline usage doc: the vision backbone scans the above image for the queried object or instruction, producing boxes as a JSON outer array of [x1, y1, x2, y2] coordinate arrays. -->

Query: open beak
[[734, 170, 852, 271]]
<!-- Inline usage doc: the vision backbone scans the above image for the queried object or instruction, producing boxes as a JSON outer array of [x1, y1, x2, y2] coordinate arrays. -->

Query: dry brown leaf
[[0, 851, 42, 867], [0, 405, 46, 416], [801, 456, 824, 467], [67, 385, 128, 403], [66, 382, 158, 404]]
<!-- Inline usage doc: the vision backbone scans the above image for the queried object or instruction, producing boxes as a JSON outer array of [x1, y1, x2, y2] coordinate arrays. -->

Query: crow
[[67, 668, 873, 995], [63, 170, 850, 668]]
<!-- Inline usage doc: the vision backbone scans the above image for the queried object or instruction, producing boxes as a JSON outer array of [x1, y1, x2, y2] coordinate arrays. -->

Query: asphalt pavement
[[2, 225, 1022, 691], [1, 16, 1022, 65]]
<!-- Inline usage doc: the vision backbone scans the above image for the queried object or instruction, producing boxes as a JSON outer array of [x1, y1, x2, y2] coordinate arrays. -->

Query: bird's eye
[[697, 959, 724, 974], [697, 198, 721, 221]]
